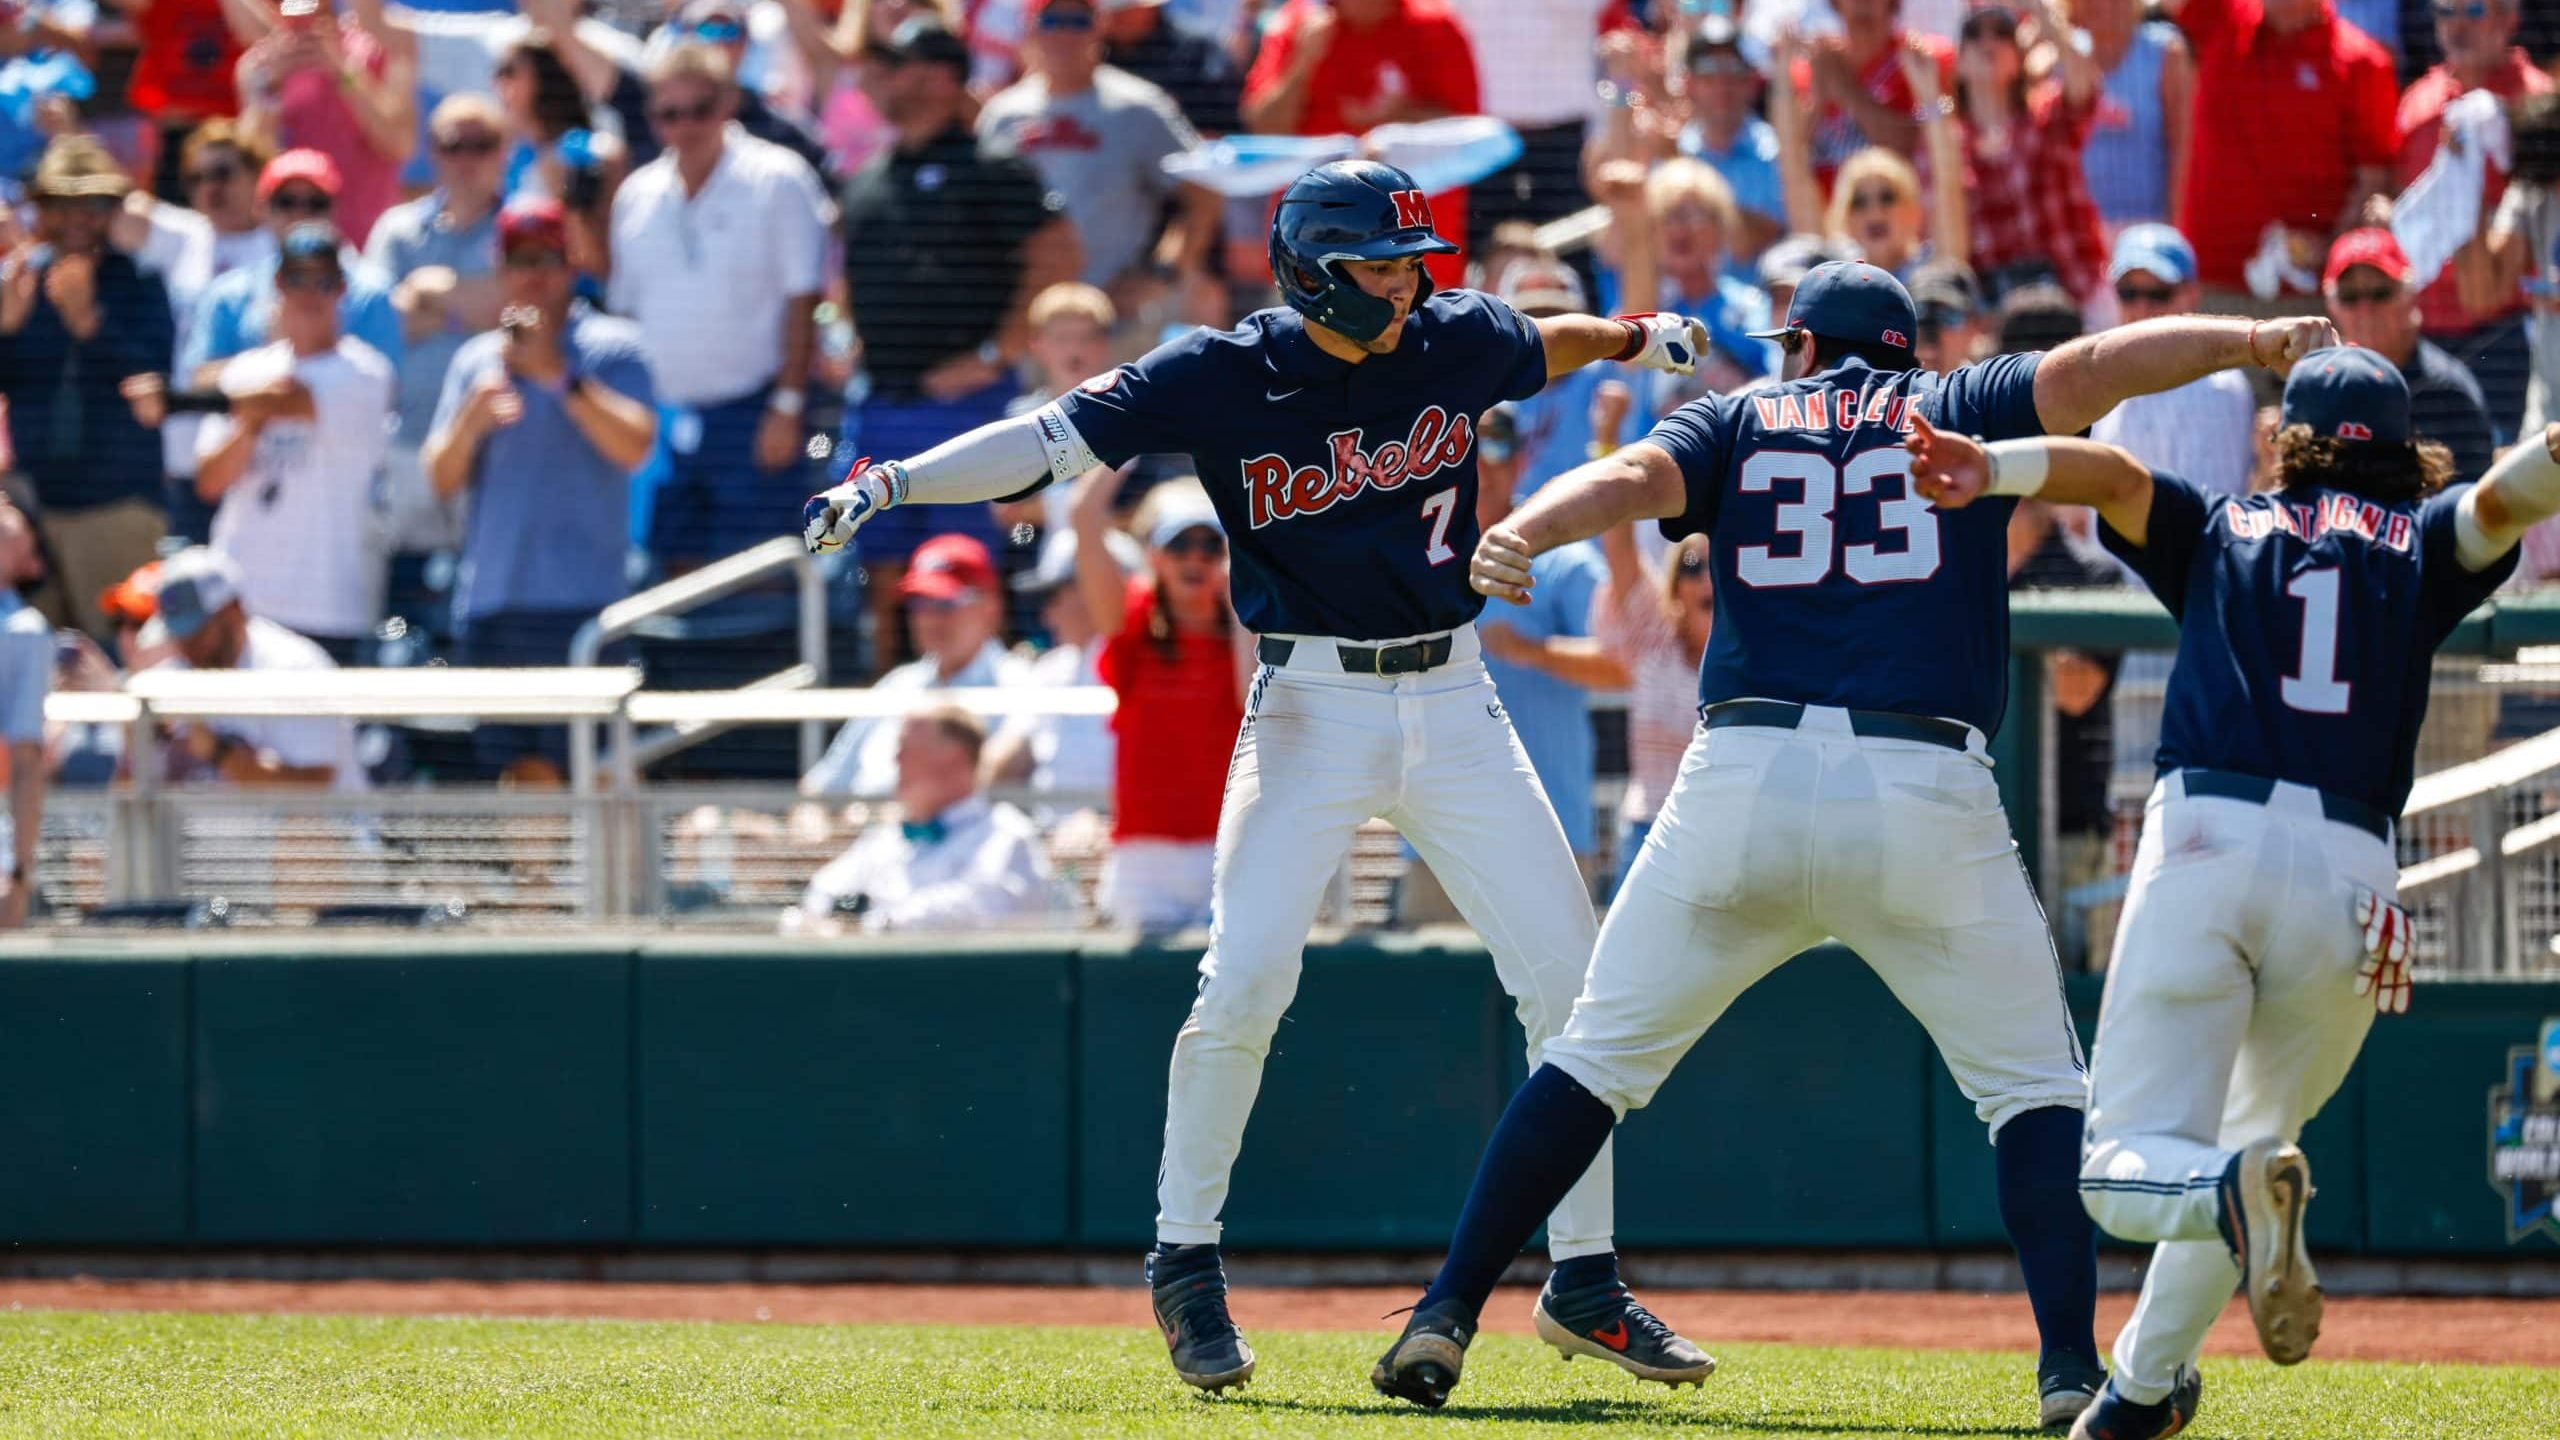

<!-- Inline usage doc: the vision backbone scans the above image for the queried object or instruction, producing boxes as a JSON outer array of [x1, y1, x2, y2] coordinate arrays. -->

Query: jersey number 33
[[1735, 447, 1941, 588]]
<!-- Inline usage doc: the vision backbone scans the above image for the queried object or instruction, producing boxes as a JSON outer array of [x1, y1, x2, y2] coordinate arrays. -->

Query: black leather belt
[[1257, 634, 1457, 676], [1701, 699, 1973, 753], [2176, 768, 2392, 842]]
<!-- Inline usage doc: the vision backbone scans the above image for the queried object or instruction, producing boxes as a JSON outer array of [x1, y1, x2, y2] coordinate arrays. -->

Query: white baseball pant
[[2078, 773, 2391, 1403], [1154, 625, 1618, 1260], [1542, 706, 2089, 1131]]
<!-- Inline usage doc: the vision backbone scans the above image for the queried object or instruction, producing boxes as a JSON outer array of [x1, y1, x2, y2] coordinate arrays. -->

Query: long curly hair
[[2270, 424, 2453, 506]]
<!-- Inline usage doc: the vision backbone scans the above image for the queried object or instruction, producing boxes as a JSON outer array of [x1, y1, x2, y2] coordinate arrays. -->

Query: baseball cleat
[[2037, 1354, 2108, 1430], [2068, 1369, 2202, 1440], [1371, 1299, 1475, 1410], [1531, 1275, 1716, 1387], [2219, 1138, 2322, 1365], [1146, 1246, 1255, 1394]]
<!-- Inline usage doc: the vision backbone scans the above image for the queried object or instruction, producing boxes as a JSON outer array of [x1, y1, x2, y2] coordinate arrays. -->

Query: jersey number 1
[[2281, 567, 2351, 714]]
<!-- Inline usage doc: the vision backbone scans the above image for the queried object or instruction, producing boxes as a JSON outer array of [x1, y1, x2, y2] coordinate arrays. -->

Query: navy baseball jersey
[[1643, 351, 2047, 735], [2100, 472, 2517, 817], [1050, 289, 1547, 640]]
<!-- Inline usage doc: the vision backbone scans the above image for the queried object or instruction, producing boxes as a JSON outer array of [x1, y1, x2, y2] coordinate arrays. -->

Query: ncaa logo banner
[[2489, 1016, 2560, 1243]]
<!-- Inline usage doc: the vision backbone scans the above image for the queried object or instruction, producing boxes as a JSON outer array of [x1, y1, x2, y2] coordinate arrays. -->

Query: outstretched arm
[[1471, 444, 1687, 605], [2456, 425, 2560, 572], [2031, 315, 2335, 436], [1535, 312, 1709, 380], [803, 410, 1062, 551], [1905, 414, 2155, 543]]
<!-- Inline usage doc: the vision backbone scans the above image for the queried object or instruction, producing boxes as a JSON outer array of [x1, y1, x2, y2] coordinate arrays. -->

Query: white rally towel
[[2393, 88, 2513, 292], [1162, 116, 1523, 199]]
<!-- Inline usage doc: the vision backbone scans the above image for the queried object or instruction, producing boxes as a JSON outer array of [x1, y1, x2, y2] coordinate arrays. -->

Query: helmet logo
[[1881, 329, 1908, 348], [2335, 421, 2372, 440], [1389, 189, 1431, 230]]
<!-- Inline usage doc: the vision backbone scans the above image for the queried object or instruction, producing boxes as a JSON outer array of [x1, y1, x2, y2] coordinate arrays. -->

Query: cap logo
[[1881, 329, 1909, 349], [2336, 421, 2372, 440], [1388, 189, 1430, 230]]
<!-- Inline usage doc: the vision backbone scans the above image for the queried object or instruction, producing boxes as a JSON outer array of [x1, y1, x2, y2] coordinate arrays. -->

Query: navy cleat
[[1146, 1245, 1255, 1394], [2069, 1370, 2202, 1440], [1531, 1273, 1716, 1387], [2037, 1354, 2108, 1430], [1371, 1299, 1475, 1409], [2218, 1138, 2323, 1365]]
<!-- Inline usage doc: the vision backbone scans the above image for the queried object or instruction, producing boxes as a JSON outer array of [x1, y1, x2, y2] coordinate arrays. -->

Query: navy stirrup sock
[[1996, 1104, 2102, 1370], [1418, 1064, 1618, 1320]]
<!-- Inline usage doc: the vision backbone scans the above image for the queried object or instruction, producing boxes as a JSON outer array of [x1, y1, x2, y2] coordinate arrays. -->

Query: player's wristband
[[1983, 440, 2050, 497], [1609, 318, 1646, 364]]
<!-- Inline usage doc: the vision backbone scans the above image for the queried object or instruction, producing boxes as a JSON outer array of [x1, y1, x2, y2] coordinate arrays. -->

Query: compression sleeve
[[874, 406, 1091, 507], [2454, 428, 2560, 572]]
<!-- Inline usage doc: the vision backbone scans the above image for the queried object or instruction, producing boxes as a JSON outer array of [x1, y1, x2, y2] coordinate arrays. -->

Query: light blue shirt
[[0, 0, 95, 186], [0, 589, 52, 744], [178, 248, 405, 384], [1481, 540, 1606, 857], [366, 192, 499, 449], [1678, 114, 1783, 255]]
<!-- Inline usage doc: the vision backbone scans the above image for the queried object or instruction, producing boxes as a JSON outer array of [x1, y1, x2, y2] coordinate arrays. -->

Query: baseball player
[[802, 160, 1718, 1394], [1904, 360, 2560, 1440], [1369, 260, 2336, 1425]]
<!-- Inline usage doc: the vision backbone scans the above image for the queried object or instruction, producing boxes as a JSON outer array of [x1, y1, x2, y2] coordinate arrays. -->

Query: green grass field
[[0, 1310, 2550, 1439]]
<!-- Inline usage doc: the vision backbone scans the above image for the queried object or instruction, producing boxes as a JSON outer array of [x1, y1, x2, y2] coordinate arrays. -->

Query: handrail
[[625, 686, 1120, 726], [2402, 725, 2560, 816]]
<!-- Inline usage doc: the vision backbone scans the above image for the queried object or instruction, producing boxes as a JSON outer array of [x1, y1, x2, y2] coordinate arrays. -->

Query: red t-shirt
[[1096, 577, 1243, 843], [1242, 0, 1481, 288], [129, 0, 244, 121], [2176, 0, 2398, 290], [1792, 34, 1956, 190], [2396, 50, 2553, 336]]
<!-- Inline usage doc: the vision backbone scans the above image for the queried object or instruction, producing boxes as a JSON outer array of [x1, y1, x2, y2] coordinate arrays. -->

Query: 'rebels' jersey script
[[1051, 289, 1548, 640], [2101, 472, 2517, 818], [1641, 352, 2048, 735]]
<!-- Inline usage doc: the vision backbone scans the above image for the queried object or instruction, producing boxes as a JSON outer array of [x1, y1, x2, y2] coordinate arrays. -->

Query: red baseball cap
[[258, 148, 342, 202], [97, 560, 162, 626], [899, 534, 998, 601], [2323, 227, 2410, 289], [498, 195, 570, 254]]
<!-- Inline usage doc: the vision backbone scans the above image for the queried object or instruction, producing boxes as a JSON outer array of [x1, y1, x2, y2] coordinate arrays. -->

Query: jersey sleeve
[[1473, 292, 1549, 404], [1645, 395, 1733, 542], [1051, 332, 1213, 470], [2097, 467, 2213, 615], [1931, 351, 2047, 442], [2419, 485, 2520, 631]]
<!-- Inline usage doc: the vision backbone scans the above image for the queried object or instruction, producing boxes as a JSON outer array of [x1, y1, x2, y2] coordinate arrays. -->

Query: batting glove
[[1615, 313, 1711, 377], [801, 458, 906, 554], [2351, 886, 2414, 1016]]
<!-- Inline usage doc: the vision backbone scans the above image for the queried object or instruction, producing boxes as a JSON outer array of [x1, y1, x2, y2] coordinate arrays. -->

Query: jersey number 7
[[1734, 448, 1941, 588]]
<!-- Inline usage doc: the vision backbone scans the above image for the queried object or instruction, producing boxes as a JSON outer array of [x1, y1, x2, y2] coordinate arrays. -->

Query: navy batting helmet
[[1268, 160, 1458, 344]]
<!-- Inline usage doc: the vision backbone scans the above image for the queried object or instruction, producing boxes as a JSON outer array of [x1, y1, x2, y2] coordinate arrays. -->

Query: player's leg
[[1375, 721, 1818, 1406], [1823, 738, 2103, 1424], [1150, 666, 1394, 1391]]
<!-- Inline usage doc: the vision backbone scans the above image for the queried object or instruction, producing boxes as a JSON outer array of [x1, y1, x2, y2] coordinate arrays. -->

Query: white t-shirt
[[199, 339, 396, 641], [2089, 369, 2257, 500], [785, 794, 1053, 933], [136, 210, 277, 479], [2493, 180, 2559, 428], [1007, 640, 1114, 797], [608, 129, 832, 406], [163, 616, 369, 792], [799, 640, 1029, 799]]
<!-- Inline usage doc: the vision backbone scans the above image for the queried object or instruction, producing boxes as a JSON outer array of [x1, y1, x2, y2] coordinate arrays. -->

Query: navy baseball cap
[[1751, 260, 1919, 352], [2281, 346, 2410, 445]]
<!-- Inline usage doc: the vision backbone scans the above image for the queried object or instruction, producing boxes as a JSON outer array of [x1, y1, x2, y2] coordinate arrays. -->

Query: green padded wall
[[0, 949, 190, 1242], [2360, 981, 2560, 1254]]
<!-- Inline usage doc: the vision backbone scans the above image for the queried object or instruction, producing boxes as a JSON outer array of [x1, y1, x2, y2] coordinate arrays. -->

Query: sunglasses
[[1847, 186, 1903, 212], [650, 98, 721, 127], [436, 134, 502, 158], [2114, 282, 2176, 305], [2433, 0, 2493, 17], [41, 195, 119, 216], [2332, 285, 2399, 306], [278, 266, 343, 292], [689, 18, 747, 41], [1163, 532, 1226, 559], [1036, 8, 1095, 30], [186, 164, 242, 188], [1690, 55, 1753, 78], [268, 190, 334, 216], [502, 249, 568, 270]]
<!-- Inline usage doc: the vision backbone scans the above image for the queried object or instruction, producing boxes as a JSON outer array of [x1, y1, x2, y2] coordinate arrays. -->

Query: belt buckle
[[1374, 642, 1419, 676]]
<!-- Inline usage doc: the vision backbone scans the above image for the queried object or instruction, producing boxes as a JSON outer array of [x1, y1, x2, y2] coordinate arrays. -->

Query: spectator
[[2398, 0, 2549, 443], [2073, 0, 2194, 235], [983, 525, 1139, 801], [1950, 1, 2106, 306], [1672, 15, 1784, 259], [96, 556, 170, 670], [1755, 231, 1859, 326], [194, 223, 396, 664], [1241, 0, 1480, 288], [490, 27, 626, 277], [2323, 226, 2496, 483], [978, 0, 1216, 315], [2162, 0, 2395, 306], [144, 545, 365, 789], [1100, 0, 1242, 138], [2088, 224, 2256, 496], [367, 94, 509, 544], [0, 136, 176, 640], [126, 120, 275, 333], [2005, 498, 2119, 900], [0, 499, 48, 927], [232, 0, 417, 247], [1910, 260, 1986, 373], [422, 197, 657, 785], [179, 149, 404, 392], [0, 0, 96, 192], [2477, 93, 2557, 431], [1790, 0, 1956, 186], [1590, 512, 1711, 898], [1595, 159, 1774, 401], [1775, 37, 1965, 283], [1072, 480, 1238, 931], [802, 533, 1027, 798], [817, 0, 966, 177], [610, 42, 829, 575], [1994, 279, 2084, 355], [783, 704, 1054, 934], [125, 0, 247, 200], [1444, 0, 1601, 254], [1482, 257, 1617, 495], [660, 0, 831, 178], [838, 17, 1076, 669]]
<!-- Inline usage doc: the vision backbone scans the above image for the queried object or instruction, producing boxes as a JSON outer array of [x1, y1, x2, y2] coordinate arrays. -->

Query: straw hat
[[30, 135, 133, 200]]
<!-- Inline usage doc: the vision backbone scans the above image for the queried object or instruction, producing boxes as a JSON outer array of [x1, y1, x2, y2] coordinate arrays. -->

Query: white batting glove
[[2351, 886, 2414, 1016], [1615, 313, 1711, 377], [801, 459, 906, 554]]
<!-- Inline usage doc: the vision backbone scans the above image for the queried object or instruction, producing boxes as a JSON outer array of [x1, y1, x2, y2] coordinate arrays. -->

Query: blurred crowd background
[[0, 0, 2557, 940]]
